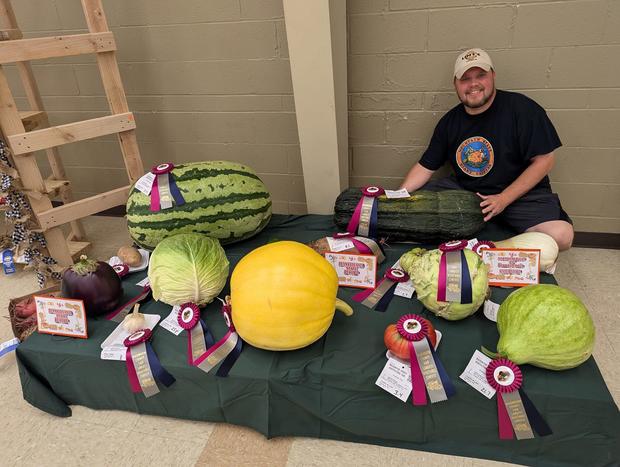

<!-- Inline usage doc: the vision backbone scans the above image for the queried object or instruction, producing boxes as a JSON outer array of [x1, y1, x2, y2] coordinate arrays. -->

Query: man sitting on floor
[[399, 48, 574, 250]]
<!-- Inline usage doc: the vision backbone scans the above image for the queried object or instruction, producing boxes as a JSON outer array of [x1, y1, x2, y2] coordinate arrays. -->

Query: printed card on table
[[481, 248, 540, 287], [324, 252, 377, 289], [35, 296, 88, 339]]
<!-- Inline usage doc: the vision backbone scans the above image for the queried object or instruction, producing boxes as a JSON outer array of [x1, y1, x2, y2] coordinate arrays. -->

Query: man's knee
[[526, 221, 574, 251]]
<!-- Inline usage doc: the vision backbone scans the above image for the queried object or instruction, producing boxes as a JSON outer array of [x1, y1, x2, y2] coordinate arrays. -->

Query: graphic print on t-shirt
[[456, 136, 494, 177]]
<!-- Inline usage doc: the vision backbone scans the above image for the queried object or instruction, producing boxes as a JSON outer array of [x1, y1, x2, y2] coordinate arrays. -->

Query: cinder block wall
[[7, 0, 306, 215], [348, 0, 620, 234], [5, 0, 620, 233]]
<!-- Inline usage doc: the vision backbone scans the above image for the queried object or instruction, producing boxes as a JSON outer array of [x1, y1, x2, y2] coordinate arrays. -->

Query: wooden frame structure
[[0, 0, 143, 266]]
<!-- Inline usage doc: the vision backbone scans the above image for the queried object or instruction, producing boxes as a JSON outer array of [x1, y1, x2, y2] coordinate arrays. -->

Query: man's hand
[[477, 192, 509, 222]]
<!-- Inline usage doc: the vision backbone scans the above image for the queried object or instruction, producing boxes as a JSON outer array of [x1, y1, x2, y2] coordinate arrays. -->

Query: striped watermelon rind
[[126, 161, 272, 249]]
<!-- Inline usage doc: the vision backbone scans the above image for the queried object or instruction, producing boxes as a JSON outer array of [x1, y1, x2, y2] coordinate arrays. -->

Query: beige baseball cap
[[454, 48, 494, 79]]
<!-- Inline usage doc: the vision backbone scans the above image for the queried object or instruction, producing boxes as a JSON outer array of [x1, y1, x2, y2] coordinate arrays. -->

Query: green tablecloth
[[16, 215, 620, 466]]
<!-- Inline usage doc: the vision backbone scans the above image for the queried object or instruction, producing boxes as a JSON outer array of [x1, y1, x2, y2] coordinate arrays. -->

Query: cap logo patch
[[463, 50, 481, 62]]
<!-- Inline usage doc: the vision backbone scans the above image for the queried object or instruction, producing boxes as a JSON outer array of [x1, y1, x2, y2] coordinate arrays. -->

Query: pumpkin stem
[[481, 346, 500, 359], [335, 298, 353, 316]]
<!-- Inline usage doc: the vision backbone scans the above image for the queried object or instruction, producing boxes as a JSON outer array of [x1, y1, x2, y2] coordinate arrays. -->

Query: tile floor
[[0, 216, 618, 467]]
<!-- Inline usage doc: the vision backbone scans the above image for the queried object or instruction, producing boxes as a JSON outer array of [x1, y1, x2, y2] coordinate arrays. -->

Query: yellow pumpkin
[[230, 240, 353, 351]]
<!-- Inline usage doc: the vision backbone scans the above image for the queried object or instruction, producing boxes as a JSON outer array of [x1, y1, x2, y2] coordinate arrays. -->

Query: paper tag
[[325, 252, 377, 289], [100, 347, 126, 361], [394, 281, 415, 298], [375, 357, 412, 402], [391, 260, 415, 298], [460, 350, 497, 399], [483, 300, 500, 322], [135, 172, 156, 195], [384, 188, 410, 199], [159, 305, 184, 335], [466, 238, 478, 250], [326, 236, 355, 252], [481, 248, 540, 287], [0, 338, 20, 358], [136, 277, 150, 287], [35, 296, 88, 339]]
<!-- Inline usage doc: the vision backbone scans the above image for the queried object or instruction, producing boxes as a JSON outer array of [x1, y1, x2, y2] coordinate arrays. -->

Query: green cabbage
[[495, 284, 595, 370], [148, 233, 229, 306], [400, 247, 489, 320]]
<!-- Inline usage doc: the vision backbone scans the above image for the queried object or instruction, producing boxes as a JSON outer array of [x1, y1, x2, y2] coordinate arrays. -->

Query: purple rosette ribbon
[[346, 186, 384, 238], [352, 267, 409, 312], [472, 240, 496, 256], [124, 328, 175, 398], [396, 314, 454, 406], [437, 240, 473, 304], [149, 162, 185, 212], [112, 263, 129, 278], [105, 285, 152, 323], [177, 302, 215, 365], [486, 359, 552, 440], [332, 232, 386, 263]]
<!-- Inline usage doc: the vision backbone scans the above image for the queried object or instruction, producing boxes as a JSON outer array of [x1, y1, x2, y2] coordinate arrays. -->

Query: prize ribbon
[[346, 186, 384, 238], [124, 328, 175, 398], [396, 314, 455, 405], [486, 359, 552, 440], [149, 163, 185, 212], [332, 232, 386, 263], [105, 285, 152, 323], [177, 302, 215, 365], [112, 263, 129, 278], [177, 298, 243, 377], [352, 268, 409, 312], [472, 240, 496, 256], [437, 240, 473, 304]]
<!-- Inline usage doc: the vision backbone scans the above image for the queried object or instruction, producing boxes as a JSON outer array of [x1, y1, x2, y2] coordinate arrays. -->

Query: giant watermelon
[[126, 161, 272, 249]]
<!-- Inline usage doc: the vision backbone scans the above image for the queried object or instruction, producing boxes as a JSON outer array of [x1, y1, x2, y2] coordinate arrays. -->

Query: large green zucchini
[[333, 189, 484, 242]]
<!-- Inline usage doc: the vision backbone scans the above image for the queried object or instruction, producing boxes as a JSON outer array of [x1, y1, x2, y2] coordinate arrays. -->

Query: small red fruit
[[383, 317, 438, 360]]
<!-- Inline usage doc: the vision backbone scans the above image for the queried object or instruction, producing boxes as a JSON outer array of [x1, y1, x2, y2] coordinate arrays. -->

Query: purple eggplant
[[61, 255, 122, 317]]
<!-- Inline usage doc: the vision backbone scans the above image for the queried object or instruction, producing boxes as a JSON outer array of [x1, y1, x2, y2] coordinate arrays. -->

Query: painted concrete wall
[[4, 0, 620, 232]]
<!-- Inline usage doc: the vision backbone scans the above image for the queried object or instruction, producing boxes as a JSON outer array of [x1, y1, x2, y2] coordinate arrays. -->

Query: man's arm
[[478, 152, 555, 222], [399, 163, 435, 193]]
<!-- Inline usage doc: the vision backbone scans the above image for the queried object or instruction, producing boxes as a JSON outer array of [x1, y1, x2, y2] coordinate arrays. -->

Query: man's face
[[454, 67, 496, 111]]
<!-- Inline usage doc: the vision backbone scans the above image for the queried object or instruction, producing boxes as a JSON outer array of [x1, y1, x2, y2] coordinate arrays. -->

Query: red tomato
[[383, 317, 438, 360]]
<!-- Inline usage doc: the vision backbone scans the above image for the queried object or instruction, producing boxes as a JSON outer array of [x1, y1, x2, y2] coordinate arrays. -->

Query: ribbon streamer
[[178, 298, 242, 376], [105, 286, 152, 322], [0, 338, 19, 358], [486, 358, 552, 440], [396, 314, 454, 406], [346, 186, 384, 238], [437, 240, 473, 304], [352, 268, 409, 312], [178, 303, 215, 364], [149, 163, 186, 212], [124, 328, 175, 398]]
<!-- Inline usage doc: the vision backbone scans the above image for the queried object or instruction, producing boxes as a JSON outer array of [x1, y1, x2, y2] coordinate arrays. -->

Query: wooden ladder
[[0, 0, 143, 266]]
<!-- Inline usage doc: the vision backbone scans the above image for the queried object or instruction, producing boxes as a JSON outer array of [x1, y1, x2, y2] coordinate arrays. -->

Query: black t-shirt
[[419, 90, 561, 194]]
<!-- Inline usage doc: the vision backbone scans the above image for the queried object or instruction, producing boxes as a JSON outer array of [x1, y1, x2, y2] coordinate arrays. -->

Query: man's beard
[[461, 86, 495, 109]]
